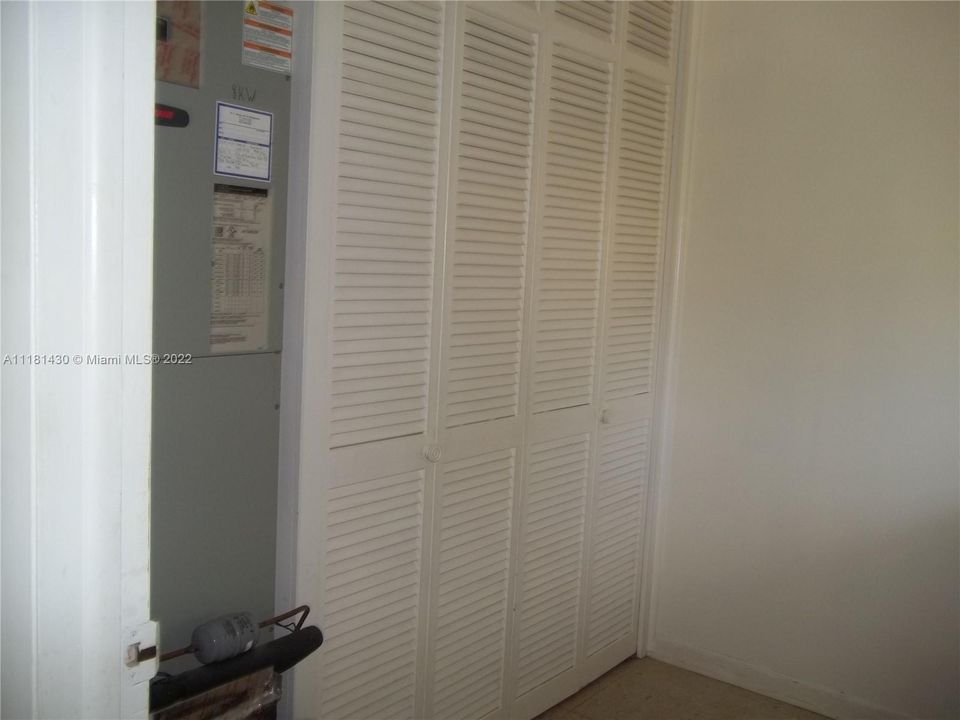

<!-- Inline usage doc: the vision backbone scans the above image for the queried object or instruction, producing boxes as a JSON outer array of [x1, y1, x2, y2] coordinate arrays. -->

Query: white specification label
[[214, 101, 273, 182], [209, 184, 272, 352]]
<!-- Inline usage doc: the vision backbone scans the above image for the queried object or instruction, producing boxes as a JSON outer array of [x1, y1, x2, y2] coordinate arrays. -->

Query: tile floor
[[535, 658, 829, 720]]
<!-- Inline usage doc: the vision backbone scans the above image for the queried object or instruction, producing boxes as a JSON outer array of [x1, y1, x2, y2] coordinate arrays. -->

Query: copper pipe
[[258, 605, 310, 631]]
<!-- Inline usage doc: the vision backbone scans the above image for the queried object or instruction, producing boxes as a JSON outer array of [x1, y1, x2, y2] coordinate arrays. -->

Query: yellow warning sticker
[[242, 1, 293, 75], [245, 1, 258, 16]]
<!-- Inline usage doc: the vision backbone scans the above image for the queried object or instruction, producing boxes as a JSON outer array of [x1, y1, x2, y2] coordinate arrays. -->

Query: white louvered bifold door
[[513, 38, 613, 718], [317, 3, 446, 719], [296, 2, 680, 719], [425, 7, 538, 720], [581, 4, 677, 687]]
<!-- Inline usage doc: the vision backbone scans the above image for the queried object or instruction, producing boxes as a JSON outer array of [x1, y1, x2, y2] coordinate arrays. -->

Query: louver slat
[[603, 71, 668, 402], [586, 421, 650, 655], [445, 13, 536, 429], [516, 435, 590, 697], [331, 1, 443, 448], [532, 48, 611, 414], [626, 1, 674, 62], [321, 470, 425, 720], [556, 1, 615, 37], [432, 449, 515, 719]]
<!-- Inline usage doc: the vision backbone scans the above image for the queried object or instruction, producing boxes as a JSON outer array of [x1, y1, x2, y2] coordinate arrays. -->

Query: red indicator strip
[[243, 40, 291, 58], [155, 104, 189, 127]]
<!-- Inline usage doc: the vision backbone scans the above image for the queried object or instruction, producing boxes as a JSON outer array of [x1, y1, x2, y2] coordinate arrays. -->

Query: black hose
[[150, 626, 323, 711]]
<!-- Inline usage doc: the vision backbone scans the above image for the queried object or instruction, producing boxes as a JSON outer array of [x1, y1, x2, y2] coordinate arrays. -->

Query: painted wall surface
[[652, 2, 959, 718]]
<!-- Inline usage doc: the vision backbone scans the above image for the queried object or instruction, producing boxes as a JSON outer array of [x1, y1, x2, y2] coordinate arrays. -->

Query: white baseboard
[[646, 637, 913, 720]]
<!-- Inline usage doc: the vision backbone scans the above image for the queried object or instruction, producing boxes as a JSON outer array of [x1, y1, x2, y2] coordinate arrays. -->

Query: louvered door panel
[[320, 470, 425, 720], [585, 421, 650, 656], [301, 2, 682, 718], [331, 1, 443, 448], [602, 71, 669, 403], [555, 1, 614, 37], [430, 13, 536, 718], [626, 1, 674, 62], [444, 11, 537, 430], [430, 449, 515, 720], [532, 47, 611, 415], [515, 434, 590, 697]]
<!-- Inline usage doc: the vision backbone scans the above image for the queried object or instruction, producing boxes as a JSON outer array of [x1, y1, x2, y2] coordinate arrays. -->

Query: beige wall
[[652, 2, 959, 718]]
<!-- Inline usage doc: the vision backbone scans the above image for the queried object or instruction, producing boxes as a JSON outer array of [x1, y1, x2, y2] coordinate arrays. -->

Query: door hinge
[[124, 620, 159, 685]]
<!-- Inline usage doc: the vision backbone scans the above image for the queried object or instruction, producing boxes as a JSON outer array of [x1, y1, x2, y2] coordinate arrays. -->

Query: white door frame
[[637, 0, 702, 658], [1, 2, 157, 717]]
